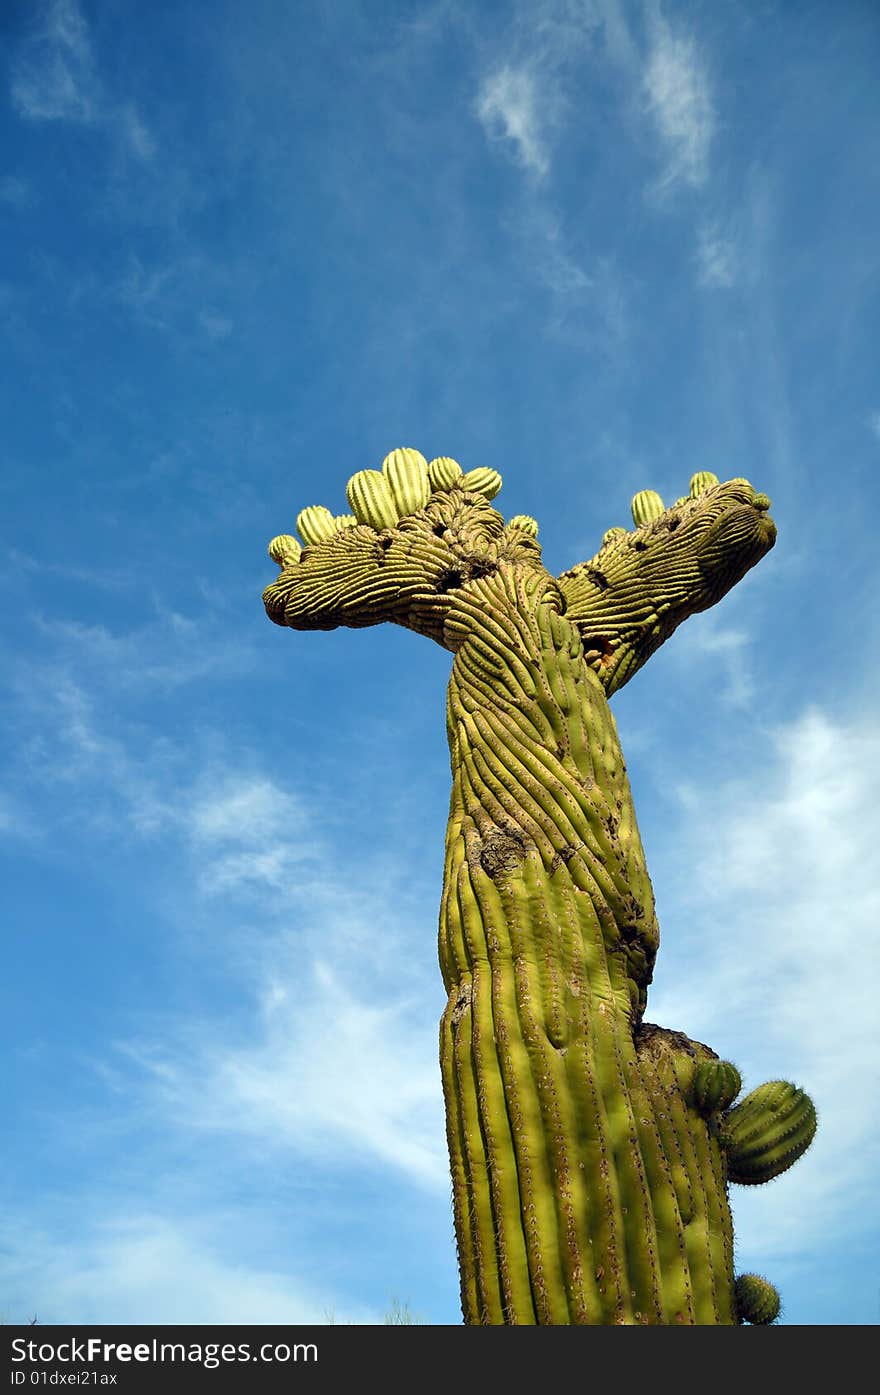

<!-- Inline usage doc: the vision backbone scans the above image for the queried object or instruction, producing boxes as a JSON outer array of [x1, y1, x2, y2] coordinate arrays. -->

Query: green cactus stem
[[602, 526, 628, 546], [690, 471, 720, 497], [692, 1060, 742, 1114], [461, 466, 503, 499], [296, 504, 337, 545], [722, 1081, 817, 1184], [734, 1274, 781, 1325], [631, 489, 665, 526], [428, 456, 463, 490], [268, 533, 302, 567], [346, 468, 400, 531], [382, 447, 431, 515], [262, 451, 809, 1323], [508, 515, 539, 537]]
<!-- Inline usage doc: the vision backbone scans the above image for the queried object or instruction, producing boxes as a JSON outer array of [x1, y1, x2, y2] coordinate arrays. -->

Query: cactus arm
[[556, 478, 777, 697], [262, 488, 542, 648]]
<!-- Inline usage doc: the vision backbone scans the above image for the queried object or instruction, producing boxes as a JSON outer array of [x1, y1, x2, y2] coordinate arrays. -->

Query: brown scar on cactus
[[261, 448, 814, 1324]]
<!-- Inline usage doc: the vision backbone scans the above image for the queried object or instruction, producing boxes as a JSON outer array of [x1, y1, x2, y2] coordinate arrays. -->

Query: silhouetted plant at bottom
[[262, 449, 816, 1325]]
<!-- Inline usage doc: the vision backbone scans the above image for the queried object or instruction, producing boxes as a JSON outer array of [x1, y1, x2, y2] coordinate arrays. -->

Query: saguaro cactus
[[261, 450, 815, 1324]]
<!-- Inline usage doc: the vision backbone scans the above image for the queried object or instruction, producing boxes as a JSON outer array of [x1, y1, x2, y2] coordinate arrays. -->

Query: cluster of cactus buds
[[599, 470, 743, 545], [343, 448, 501, 531], [267, 447, 507, 566]]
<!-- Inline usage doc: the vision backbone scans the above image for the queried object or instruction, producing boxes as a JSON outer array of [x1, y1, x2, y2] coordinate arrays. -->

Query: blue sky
[[1, 0, 878, 1326]]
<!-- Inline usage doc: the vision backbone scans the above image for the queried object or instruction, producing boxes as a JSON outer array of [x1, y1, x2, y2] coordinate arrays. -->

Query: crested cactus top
[[264, 446, 776, 696]]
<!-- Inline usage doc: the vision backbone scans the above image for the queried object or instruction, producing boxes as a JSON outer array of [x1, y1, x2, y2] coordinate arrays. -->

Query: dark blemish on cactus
[[433, 522, 447, 537], [634, 540, 648, 552], [549, 844, 579, 873], [586, 567, 609, 591], [667, 516, 680, 531], [479, 829, 527, 879], [436, 567, 463, 593], [465, 556, 499, 581], [582, 634, 615, 668], [451, 981, 472, 1029]]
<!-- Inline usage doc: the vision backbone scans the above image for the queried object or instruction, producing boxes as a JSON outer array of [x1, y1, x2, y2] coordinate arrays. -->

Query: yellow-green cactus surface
[[262, 450, 811, 1324]]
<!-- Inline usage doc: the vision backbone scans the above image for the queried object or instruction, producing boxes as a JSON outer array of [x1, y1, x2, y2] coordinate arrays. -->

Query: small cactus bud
[[346, 469, 401, 531], [268, 534, 302, 566], [692, 1060, 742, 1113], [602, 526, 627, 546], [427, 456, 463, 490], [689, 471, 719, 497], [508, 514, 539, 537], [723, 1080, 817, 1185], [461, 467, 502, 499], [631, 490, 665, 526], [382, 448, 430, 516], [296, 505, 337, 546], [333, 514, 358, 530], [734, 1274, 781, 1325]]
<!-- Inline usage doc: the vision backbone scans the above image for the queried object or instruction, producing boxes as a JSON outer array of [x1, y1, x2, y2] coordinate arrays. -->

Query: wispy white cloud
[[10, 0, 96, 124], [27, 608, 256, 694], [121, 105, 157, 162], [666, 611, 757, 708], [9, 0, 153, 162], [696, 220, 738, 287], [121, 958, 446, 1190], [3, 652, 446, 1183], [476, 64, 551, 177], [0, 1211, 370, 1324], [472, 24, 628, 347], [198, 310, 234, 342], [0, 175, 33, 208], [649, 705, 880, 1263], [513, 204, 628, 346], [101, 254, 234, 339], [4, 667, 320, 895], [642, 14, 714, 189]]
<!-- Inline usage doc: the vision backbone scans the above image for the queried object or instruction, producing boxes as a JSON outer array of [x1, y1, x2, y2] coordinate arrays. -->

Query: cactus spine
[[262, 453, 812, 1324]]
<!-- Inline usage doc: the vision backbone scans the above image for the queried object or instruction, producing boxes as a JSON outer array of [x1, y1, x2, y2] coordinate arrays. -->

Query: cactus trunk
[[438, 564, 735, 1324]]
